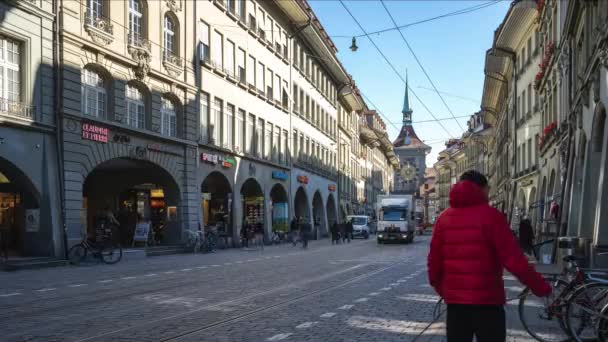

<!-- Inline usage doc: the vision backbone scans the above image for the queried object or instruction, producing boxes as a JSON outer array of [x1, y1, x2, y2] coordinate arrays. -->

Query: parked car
[[346, 215, 370, 239]]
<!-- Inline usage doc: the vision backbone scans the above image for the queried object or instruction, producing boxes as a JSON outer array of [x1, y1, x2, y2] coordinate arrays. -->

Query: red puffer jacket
[[427, 180, 551, 305]]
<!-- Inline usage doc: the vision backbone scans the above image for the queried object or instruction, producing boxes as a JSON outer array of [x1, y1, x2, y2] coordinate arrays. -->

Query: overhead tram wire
[[331, 0, 503, 39], [381, 0, 465, 132], [339, 0, 455, 139]]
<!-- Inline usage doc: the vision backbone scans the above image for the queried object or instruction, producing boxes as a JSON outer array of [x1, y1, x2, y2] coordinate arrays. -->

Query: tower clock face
[[401, 165, 415, 181]]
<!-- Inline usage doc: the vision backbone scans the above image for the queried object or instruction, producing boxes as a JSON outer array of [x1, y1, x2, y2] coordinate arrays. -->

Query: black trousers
[[446, 304, 505, 342]]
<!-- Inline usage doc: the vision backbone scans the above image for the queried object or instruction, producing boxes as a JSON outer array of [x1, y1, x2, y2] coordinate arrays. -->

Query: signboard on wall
[[25, 209, 40, 232], [297, 175, 309, 184], [81, 122, 109, 143], [272, 171, 288, 181]]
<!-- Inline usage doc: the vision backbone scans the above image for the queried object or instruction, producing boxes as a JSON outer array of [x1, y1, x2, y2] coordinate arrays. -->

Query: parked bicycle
[[518, 254, 608, 342], [68, 231, 122, 265]]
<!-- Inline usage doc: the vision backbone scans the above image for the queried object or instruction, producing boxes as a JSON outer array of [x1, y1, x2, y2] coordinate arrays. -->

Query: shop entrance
[[312, 191, 326, 239], [270, 184, 288, 234], [0, 157, 40, 258], [294, 186, 310, 224], [201, 171, 232, 238], [83, 158, 180, 246], [241, 178, 264, 236]]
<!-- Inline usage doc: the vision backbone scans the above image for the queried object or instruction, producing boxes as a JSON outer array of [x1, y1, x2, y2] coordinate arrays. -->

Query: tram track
[[71, 261, 403, 342]]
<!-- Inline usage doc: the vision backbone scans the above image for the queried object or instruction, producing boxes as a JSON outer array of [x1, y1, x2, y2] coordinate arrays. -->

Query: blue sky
[[308, 0, 511, 166]]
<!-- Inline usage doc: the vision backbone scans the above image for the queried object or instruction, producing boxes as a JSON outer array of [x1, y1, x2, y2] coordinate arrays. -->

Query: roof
[[402, 73, 412, 116], [393, 125, 431, 150]]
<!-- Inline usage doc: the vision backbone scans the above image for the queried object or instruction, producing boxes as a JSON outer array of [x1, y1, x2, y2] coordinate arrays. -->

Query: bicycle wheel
[[100, 242, 122, 264], [68, 244, 87, 265], [597, 302, 608, 341], [519, 278, 571, 342], [565, 282, 608, 342]]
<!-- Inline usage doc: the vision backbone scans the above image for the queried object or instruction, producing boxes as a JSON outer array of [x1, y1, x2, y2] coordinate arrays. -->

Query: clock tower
[[392, 76, 431, 195]]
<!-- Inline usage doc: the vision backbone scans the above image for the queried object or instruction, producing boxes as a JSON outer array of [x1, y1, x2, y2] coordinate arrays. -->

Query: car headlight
[[378, 234, 383, 238], [402, 234, 407, 238]]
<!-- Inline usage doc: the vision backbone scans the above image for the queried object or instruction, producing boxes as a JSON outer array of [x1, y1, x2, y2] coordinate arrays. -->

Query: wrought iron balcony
[[84, 13, 114, 45], [128, 33, 151, 52], [0, 98, 35, 121]]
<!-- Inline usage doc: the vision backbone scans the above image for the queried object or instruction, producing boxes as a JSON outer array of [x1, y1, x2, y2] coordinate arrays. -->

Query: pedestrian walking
[[241, 219, 250, 249], [290, 216, 299, 246], [300, 218, 309, 249], [331, 222, 340, 245], [427, 170, 551, 342], [339, 222, 346, 244], [518, 217, 535, 256], [344, 219, 353, 243]]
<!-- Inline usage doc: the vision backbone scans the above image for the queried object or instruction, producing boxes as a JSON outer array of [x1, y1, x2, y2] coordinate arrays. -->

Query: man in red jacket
[[428, 170, 551, 341]]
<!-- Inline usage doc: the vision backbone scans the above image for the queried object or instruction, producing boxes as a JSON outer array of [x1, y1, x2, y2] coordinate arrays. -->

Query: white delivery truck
[[376, 194, 415, 244]]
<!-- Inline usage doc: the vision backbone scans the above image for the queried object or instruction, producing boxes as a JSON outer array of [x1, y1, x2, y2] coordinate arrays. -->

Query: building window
[[247, 55, 255, 86], [266, 68, 273, 99], [246, 114, 254, 154], [224, 103, 234, 150], [211, 97, 223, 145], [225, 40, 235, 77], [200, 22, 210, 62], [257, 61, 265, 92], [264, 121, 272, 160], [256, 118, 264, 158], [86, 0, 104, 20], [282, 129, 288, 164], [212, 30, 223, 69], [163, 14, 177, 58], [237, 48, 245, 83], [200, 92, 209, 143], [273, 125, 280, 162], [235, 109, 244, 152], [81, 68, 106, 119], [128, 0, 145, 46], [161, 97, 177, 137], [125, 84, 145, 129], [0, 36, 21, 110], [292, 130, 298, 159]]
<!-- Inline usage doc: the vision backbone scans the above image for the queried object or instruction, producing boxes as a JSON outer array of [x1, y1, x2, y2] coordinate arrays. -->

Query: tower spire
[[402, 70, 412, 125]]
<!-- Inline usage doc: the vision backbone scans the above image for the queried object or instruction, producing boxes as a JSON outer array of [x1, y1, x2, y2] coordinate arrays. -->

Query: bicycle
[[518, 255, 608, 342], [200, 230, 218, 253], [68, 233, 122, 265]]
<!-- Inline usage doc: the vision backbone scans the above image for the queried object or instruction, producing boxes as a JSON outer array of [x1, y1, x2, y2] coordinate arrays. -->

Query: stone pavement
[[0, 235, 560, 341]]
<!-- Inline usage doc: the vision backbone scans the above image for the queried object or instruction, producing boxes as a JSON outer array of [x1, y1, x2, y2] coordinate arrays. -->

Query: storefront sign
[[328, 184, 336, 192], [200, 153, 234, 168], [133, 221, 151, 242], [272, 171, 288, 181], [147, 143, 182, 156], [25, 209, 40, 232], [81, 122, 109, 143], [297, 175, 309, 184]]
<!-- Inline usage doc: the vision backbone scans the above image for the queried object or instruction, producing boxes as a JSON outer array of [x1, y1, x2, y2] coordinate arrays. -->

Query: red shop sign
[[82, 122, 109, 143], [297, 175, 309, 184], [328, 185, 336, 192]]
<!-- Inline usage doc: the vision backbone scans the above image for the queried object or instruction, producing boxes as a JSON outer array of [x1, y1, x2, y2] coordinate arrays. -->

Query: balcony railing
[[128, 33, 151, 52], [84, 13, 114, 44], [163, 50, 183, 67], [0, 98, 35, 121]]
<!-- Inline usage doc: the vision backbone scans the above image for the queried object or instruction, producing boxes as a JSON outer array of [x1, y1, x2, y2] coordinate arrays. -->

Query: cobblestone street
[[0, 236, 542, 342]]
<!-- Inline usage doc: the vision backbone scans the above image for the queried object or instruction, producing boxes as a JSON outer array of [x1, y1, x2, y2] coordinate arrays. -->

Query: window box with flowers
[[534, 42, 555, 90], [537, 0, 544, 14], [539, 121, 558, 150]]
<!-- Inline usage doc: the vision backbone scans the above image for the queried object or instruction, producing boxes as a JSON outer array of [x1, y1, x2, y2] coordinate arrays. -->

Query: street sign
[[133, 221, 151, 243]]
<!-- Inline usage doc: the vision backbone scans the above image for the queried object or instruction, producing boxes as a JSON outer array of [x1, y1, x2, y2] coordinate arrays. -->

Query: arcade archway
[[83, 158, 181, 246], [0, 157, 41, 257], [270, 184, 288, 234], [201, 171, 232, 237], [294, 187, 310, 223], [241, 178, 264, 235]]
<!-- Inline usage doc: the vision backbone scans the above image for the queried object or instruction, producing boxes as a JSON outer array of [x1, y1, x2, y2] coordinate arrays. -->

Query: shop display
[[272, 202, 288, 232]]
